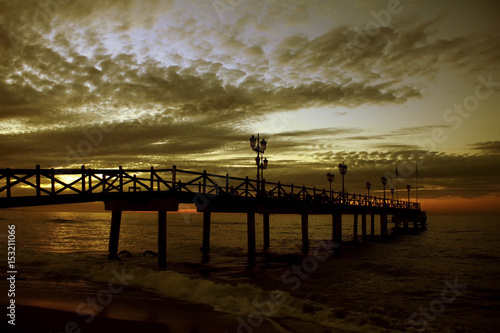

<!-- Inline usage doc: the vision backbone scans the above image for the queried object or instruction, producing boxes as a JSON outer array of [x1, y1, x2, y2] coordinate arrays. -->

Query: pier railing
[[0, 165, 421, 210]]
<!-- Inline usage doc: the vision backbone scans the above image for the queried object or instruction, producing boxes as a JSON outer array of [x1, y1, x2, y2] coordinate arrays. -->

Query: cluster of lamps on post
[[249, 134, 268, 193], [327, 164, 413, 204]]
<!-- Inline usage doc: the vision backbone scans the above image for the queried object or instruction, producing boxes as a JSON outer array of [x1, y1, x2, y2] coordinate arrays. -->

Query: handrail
[[0, 165, 421, 210]]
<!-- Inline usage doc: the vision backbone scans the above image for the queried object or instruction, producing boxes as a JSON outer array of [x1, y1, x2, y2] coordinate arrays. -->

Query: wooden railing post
[[50, 168, 55, 195], [291, 184, 294, 196], [203, 170, 207, 194], [6, 168, 11, 198], [150, 166, 154, 191], [81, 165, 86, 194], [102, 173, 106, 193], [245, 176, 249, 197], [88, 168, 92, 194], [172, 165, 177, 191], [119, 166, 123, 192], [36, 164, 41, 197], [278, 181, 281, 197]]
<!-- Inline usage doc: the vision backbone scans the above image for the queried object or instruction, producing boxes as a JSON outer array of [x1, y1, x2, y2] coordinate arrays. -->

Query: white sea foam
[[81, 261, 389, 332], [7, 248, 394, 331]]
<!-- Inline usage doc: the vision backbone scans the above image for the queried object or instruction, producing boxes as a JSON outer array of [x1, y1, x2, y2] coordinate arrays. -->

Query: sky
[[0, 0, 499, 213]]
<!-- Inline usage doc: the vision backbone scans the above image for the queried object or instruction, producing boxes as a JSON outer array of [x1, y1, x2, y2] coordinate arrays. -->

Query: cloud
[[0, 0, 499, 205], [470, 141, 500, 154]]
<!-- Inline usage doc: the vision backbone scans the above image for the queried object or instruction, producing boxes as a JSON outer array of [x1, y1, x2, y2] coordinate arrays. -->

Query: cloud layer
[[0, 0, 499, 201]]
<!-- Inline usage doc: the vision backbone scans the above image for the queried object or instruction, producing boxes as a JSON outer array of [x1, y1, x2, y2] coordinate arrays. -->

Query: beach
[[0, 276, 284, 333]]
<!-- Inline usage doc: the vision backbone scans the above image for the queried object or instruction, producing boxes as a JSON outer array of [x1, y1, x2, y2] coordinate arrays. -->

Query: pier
[[0, 165, 426, 267]]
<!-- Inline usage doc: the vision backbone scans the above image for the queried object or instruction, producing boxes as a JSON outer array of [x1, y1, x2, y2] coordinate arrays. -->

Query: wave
[[49, 218, 77, 223], [14, 249, 395, 332], [84, 263, 391, 332]]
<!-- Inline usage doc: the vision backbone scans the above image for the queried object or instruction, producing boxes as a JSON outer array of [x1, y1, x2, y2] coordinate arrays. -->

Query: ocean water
[[0, 210, 499, 332]]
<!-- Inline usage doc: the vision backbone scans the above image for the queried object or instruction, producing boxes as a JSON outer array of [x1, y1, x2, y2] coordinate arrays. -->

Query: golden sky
[[1, 0, 499, 212]]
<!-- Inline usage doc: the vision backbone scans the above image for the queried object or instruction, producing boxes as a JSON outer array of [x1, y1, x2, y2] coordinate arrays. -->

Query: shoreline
[[0, 279, 282, 333]]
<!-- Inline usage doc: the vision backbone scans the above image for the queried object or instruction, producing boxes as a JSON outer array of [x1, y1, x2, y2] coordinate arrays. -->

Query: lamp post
[[381, 176, 387, 205], [406, 184, 411, 202], [390, 187, 395, 201], [249, 134, 268, 194], [366, 181, 371, 197], [326, 172, 334, 200], [338, 162, 348, 203]]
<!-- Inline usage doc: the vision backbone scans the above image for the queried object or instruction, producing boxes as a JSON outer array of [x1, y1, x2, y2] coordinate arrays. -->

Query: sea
[[0, 209, 499, 332]]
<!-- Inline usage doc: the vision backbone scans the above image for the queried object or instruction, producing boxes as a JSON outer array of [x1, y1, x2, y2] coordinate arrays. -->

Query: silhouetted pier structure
[[0, 165, 426, 267]]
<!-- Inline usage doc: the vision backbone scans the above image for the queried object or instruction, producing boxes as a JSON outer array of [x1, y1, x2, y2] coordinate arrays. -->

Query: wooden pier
[[0, 165, 426, 267]]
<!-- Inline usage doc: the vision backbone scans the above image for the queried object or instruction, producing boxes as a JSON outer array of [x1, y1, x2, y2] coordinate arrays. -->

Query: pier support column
[[361, 213, 367, 241], [247, 212, 256, 256], [370, 213, 375, 237], [393, 216, 399, 230], [380, 213, 388, 238], [353, 214, 358, 240], [158, 210, 167, 268], [333, 213, 342, 244], [301, 213, 309, 253], [107, 210, 122, 260], [202, 212, 211, 253], [263, 213, 270, 250]]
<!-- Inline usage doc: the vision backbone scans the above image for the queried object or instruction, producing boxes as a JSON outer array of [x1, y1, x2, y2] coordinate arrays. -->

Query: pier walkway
[[0, 165, 426, 266]]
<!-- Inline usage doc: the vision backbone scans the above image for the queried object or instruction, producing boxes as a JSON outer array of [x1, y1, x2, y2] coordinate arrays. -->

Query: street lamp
[[366, 181, 371, 197], [326, 172, 334, 200], [338, 162, 348, 203], [381, 176, 387, 205], [390, 187, 395, 201], [406, 184, 411, 202], [249, 134, 268, 194]]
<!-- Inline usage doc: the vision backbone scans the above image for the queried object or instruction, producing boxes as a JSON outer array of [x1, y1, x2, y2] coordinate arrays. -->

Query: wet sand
[[0, 280, 281, 333]]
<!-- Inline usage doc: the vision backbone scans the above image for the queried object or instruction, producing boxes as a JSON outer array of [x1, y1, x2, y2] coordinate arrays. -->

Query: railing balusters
[[0, 166, 421, 212]]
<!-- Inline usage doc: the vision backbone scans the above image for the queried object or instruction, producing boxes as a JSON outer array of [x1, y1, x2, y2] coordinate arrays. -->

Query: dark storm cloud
[[470, 141, 500, 154], [272, 147, 500, 199]]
